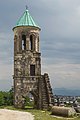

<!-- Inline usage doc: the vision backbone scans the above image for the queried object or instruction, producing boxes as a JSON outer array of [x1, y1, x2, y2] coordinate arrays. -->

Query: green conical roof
[[13, 9, 40, 29]]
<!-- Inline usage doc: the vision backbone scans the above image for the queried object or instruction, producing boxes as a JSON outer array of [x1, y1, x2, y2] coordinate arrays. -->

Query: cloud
[[0, 33, 13, 91], [0, 33, 13, 64], [0, 62, 13, 91], [41, 37, 80, 64], [38, 0, 80, 38], [42, 62, 80, 89], [0, 63, 13, 80]]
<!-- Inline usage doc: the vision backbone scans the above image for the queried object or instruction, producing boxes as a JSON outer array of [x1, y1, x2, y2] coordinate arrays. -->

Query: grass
[[0, 106, 80, 120]]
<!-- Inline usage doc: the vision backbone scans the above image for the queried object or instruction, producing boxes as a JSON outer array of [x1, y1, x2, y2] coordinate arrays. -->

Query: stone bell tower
[[13, 8, 54, 109]]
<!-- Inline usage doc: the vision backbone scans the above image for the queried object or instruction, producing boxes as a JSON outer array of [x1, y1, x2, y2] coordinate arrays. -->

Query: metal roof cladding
[[13, 8, 40, 29]]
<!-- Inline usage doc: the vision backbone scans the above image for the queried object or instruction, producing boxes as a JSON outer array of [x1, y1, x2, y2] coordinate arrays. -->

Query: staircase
[[39, 73, 54, 109]]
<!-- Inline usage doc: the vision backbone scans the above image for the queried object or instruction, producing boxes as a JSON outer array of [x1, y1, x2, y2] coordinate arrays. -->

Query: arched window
[[30, 35, 33, 50], [30, 34, 35, 51], [22, 35, 26, 50]]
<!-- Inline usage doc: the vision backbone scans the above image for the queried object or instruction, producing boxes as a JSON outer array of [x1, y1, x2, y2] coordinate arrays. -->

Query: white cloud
[[0, 62, 13, 91], [0, 63, 13, 80], [42, 62, 80, 89], [0, 32, 13, 90]]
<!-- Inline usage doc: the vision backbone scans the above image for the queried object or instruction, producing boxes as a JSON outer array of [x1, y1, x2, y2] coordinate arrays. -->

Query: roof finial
[[26, 5, 28, 10]]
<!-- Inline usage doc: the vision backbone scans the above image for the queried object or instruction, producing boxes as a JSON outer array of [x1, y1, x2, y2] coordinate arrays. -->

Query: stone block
[[51, 106, 76, 117]]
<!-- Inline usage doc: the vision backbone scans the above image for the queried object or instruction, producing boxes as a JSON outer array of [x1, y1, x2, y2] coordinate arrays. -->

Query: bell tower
[[13, 8, 54, 109]]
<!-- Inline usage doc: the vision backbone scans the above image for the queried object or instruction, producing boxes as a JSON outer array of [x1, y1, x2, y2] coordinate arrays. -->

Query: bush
[[0, 88, 13, 106], [0, 91, 5, 106]]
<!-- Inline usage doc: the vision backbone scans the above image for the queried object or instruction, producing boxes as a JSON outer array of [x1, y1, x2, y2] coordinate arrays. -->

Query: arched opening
[[30, 35, 35, 51], [30, 35, 33, 50], [22, 35, 26, 50], [21, 87, 38, 109], [24, 92, 34, 109]]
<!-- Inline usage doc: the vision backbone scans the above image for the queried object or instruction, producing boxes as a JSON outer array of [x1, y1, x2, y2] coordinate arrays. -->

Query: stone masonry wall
[[13, 26, 54, 109]]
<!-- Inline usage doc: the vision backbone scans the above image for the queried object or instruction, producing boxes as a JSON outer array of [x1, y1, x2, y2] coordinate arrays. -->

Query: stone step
[[43, 105, 48, 109], [42, 97, 48, 100], [43, 102, 48, 104], [43, 103, 48, 105], [42, 98, 48, 100], [42, 96, 47, 98], [42, 92, 47, 94], [42, 94, 47, 96], [43, 105, 48, 108], [42, 95, 47, 97], [42, 91, 47, 94], [42, 100, 48, 102]]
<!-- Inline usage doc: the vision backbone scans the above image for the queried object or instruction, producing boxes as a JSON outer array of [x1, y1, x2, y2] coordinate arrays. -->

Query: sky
[[0, 0, 80, 91]]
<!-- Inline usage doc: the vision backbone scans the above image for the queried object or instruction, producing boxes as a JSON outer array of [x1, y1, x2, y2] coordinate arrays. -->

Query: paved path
[[0, 109, 34, 120]]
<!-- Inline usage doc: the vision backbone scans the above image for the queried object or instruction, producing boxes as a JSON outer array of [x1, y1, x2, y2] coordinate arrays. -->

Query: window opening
[[30, 35, 33, 50], [22, 35, 26, 50], [30, 65, 35, 76]]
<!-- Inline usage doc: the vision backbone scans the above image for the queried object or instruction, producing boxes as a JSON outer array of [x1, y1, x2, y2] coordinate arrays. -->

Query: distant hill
[[53, 88, 80, 96]]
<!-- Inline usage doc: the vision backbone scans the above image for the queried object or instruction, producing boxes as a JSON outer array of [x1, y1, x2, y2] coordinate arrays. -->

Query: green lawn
[[0, 106, 80, 120], [25, 109, 80, 120]]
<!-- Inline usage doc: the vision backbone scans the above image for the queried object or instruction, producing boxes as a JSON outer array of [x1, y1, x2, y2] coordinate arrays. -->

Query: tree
[[0, 91, 5, 106], [0, 87, 13, 106]]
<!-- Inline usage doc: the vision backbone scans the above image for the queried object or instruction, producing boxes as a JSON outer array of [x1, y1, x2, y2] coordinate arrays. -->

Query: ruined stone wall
[[13, 50, 41, 108], [13, 72, 54, 109], [13, 26, 41, 108], [38, 73, 54, 109], [14, 52, 41, 77], [13, 26, 54, 109], [14, 76, 40, 108]]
